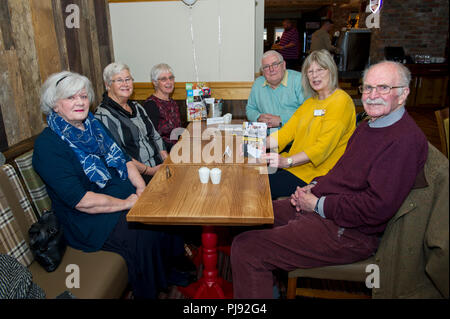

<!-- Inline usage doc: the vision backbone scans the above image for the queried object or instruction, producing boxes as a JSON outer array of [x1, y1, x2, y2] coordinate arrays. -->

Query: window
[[274, 28, 284, 42]]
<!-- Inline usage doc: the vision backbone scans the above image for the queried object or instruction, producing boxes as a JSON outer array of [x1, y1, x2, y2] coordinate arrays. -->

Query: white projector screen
[[109, 0, 255, 82]]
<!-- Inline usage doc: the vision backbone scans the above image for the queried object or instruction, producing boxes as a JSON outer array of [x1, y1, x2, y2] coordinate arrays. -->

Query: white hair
[[150, 63, 175, 83], [363, 60, 411, 94], [103, 62, 130, 87], [40, 71, 94, 115], [261, 50, 284, 64]]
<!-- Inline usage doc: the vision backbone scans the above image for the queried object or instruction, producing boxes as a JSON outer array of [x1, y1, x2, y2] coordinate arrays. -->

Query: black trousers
[[268, 168, 307, 199], [102, 213, 185, 299]]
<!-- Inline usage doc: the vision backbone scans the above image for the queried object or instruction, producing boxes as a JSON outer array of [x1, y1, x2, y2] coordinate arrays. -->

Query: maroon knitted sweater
[[311, 112, 428, 235]]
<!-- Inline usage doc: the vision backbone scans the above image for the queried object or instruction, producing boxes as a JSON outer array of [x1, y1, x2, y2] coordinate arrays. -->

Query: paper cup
[[210, 168, 222, 184], [223, 113, 232, 124], [198, 167, 210, 184]]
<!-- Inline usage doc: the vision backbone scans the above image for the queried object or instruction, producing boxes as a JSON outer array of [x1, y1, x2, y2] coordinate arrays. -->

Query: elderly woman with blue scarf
[[32, 71, 187, 299]]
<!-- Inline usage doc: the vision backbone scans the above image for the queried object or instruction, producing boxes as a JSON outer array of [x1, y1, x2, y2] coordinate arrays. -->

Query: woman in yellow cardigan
[[262, 49, 356, 199]]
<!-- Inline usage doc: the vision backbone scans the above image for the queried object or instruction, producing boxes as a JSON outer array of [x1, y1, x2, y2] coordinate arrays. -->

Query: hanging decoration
[[187, 5, 200, 83], [217, 0, 222, 81], [183, 0, 222, 82], [182, 0, 197, 7]]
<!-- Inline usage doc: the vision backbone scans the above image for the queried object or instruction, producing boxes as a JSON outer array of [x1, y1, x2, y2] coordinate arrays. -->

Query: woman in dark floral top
[[143, 63, 181, 151]]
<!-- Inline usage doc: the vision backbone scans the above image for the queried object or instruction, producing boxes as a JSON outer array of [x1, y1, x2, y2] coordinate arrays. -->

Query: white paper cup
[[198, 167, 210, 184], [223, 113, 232, 124], [210, 168, 222, 184]]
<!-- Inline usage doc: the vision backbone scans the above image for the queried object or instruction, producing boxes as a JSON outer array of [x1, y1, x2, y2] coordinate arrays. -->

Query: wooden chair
[[287, 143, 448, 300], [435, 107, 449, 158], [286, 257, 374, 299]]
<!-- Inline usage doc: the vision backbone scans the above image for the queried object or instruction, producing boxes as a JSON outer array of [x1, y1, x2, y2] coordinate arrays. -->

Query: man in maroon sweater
[[231, 61, 428, 298]]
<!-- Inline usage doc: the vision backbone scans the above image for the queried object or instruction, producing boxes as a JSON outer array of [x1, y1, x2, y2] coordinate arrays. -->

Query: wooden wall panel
[[7, 0, 43, 143], [51, 0, 69, 70], [30, 0, 62, 82], [77, 0, 93, 82], [60, 0, 83, 75], [85, 0, 104, 103], [0, 0, 114, 151], [0, 15, 10, 149], [0, 105, 7, 151], [95, 0, 114, 67], [132, 82, 254, 101], [0, 0, 14, 51], [0, 50, 31, 146]]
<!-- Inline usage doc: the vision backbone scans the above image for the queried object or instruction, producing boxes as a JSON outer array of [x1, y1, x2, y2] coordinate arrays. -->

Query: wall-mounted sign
[[369, 0, 383, 14]]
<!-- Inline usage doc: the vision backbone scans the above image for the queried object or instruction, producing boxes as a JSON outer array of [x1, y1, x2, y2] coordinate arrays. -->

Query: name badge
[[314, 109, 325, 116]]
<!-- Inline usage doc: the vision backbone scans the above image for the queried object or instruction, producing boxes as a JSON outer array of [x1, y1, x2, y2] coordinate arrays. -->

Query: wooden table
[[127, 120, 274, 299], [166, 136, 264, 166], [169, 120, 267, 166], [127, 164, 273, 226]]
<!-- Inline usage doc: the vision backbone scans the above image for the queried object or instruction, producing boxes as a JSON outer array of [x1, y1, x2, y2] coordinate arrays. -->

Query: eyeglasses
[[158, 75, 175, 82], [359, 84, 405, 95], [262, 61, 283, 72], [307, 68, 327, 77], [111, 77, 134, 84]]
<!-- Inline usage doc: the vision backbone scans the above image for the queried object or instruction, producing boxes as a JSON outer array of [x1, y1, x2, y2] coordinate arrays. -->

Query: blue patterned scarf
[[47, 111, 128, 188]]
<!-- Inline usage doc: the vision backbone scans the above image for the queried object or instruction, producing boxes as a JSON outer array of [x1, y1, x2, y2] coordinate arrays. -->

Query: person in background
[[272, 19, 300, 70], [143, 63, 182, 152], [310, 19, 338, 54], [262, 49, 355, 199], [33, 71, 189, 299], [246, 50, 306, 131], [231, 60, 428, 299], [95, 62, 167, 184]]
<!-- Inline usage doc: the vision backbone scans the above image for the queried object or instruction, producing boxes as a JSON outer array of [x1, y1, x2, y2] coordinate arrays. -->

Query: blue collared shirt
[[367, 106, 405, 128], [246, 69, 307, 126]]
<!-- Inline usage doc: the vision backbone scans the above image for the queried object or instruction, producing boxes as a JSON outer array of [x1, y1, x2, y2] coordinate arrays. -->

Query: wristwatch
[[287, 157, 293, 167]]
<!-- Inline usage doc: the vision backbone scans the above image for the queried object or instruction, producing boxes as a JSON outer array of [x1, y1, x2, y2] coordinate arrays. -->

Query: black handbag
[[28, 210, 67, 272]]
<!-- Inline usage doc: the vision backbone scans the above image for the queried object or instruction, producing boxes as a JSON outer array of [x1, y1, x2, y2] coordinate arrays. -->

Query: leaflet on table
[[242, 122, 267, 158], [186, 82, 211, 121], [186, 99, 206, 121]]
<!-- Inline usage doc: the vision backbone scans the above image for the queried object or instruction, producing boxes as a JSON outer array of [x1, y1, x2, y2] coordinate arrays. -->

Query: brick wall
[[365, 0, 449, 62], [330, 0, 449, 63]]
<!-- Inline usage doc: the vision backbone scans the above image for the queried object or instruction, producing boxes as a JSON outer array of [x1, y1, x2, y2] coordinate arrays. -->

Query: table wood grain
[[127, 164, 274, 226], [166, 136, 266, 166]]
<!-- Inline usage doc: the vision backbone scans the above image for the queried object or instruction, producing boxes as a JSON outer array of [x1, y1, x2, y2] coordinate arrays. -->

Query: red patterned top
[[143, 95, 182, 148]]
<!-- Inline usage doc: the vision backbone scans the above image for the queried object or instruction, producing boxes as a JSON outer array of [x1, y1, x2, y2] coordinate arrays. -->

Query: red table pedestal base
[[178, 226, 233, 299], [178, 277, 233, 299]]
